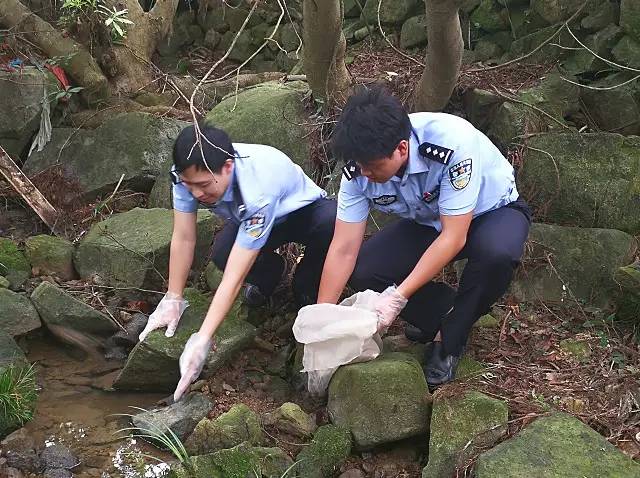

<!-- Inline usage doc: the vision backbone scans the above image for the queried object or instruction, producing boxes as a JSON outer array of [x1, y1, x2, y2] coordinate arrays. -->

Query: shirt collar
[[217, 162, 236, 204], [390, 129, 429, 183]]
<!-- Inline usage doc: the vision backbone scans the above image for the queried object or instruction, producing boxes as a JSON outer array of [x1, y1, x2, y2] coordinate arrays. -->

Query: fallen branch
[[0, 145, 59, 233]]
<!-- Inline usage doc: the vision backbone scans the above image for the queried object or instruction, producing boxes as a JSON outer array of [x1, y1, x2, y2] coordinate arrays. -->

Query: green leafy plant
[[115, 407, 193, 474], [0, 364, 38, 436], [96, 4, 134, 41]]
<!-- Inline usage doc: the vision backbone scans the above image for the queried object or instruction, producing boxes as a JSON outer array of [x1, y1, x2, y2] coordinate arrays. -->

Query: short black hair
[[331, 85, 412, 164], [173, 124, 235, 174]]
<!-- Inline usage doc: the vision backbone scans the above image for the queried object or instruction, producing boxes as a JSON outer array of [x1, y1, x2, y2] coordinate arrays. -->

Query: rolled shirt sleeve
[[337, 175, 370, 223], [172, 182, 198, 213]]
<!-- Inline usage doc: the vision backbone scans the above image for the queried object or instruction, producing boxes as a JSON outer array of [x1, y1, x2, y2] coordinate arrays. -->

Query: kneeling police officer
[[139, 125, 336, 400], [317, 87, 531, 388]]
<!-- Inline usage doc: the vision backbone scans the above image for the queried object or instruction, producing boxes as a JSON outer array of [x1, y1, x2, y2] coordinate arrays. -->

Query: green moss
[[475, 314, 500, 329], [475, 413, 640, 477], [423, 391, 508, 478], [204, 262, 223, 292], [296, 425, 352, 478], [470, 0, 509, 32], [210, 444, 260, 478], [206, 82, 312, 175], [74, 208, 219, 289], [559, 339, 591, 362], [0, 238, 30, 289], [456, 356, 488, 380], [511, 223, 637, 308], [185, 404, 264, 455], [24, 235, 75, 279], [328, 353, 431, 448], [0, 276, 9, 288]]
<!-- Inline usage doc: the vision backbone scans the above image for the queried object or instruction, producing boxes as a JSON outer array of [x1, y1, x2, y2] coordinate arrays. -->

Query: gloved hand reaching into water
[[138, 292, 189, 341], [173, 332, 216, 402], [375, 286, 408, 333]]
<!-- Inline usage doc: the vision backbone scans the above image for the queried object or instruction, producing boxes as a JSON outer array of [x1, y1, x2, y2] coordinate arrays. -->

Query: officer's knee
[[476, 250, 519, 276], [211, 243, 229, 271]]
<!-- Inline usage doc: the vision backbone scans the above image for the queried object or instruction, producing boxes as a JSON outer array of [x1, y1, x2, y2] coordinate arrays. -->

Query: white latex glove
[[138, 292, 189, 342], [375, 286, 408, 333], [173, 332, 215, 402]]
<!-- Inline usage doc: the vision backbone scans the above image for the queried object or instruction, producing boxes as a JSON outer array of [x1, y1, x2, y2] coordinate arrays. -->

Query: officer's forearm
[[317, 246, 358, 304], [199, 245, 259, 338], [397, 234, 466, 299], [167, 238, 196, 297]]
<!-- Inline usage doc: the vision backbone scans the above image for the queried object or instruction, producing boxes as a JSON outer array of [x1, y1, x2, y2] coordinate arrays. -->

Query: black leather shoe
[[243, 283, 268, 307], [423, 342, 463, 389], [405, 324, 432, 343]]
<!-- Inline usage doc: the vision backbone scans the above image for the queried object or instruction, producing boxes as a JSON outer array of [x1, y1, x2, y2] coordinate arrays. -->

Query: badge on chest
[[372, 194, 397, 206]]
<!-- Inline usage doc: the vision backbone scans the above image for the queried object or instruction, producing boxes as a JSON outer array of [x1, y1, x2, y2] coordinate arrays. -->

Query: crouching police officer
[[317, 87, 531, 388], [138, 125, 336, 400]]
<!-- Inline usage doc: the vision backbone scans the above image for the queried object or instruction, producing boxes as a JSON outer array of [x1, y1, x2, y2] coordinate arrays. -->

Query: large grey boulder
[[73, 208, 219, 289], [24, 112, 188, 201], [205, 81, 314, 176], [511, 224, 637, 309], [113, 289, 256, 392], [0, 68, 57, 159], [0, 288, 41, 336], [30, 281, 118, 335], [486, 72, 579, 151], [327, 352, 431, 449], [132, 393, 214, 442], [475, 413, 640, 477], [620, 0, 640, 41], [518, 133, 640, 233]]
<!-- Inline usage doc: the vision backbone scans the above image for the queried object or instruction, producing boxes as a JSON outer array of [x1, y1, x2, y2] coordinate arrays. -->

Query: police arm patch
[[244, 212, 266, 238], [448, 159, 472, 190]]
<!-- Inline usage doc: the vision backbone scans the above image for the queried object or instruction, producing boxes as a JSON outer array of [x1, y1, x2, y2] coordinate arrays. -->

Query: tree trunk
[[303, 0, 351, 106], [0, 0, 110, 103], [103, 0, 179, 95], [413, 0, 463, 112]]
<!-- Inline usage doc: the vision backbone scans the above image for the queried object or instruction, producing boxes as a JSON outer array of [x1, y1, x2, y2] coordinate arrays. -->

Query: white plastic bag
[[292, 290, 383, 395]]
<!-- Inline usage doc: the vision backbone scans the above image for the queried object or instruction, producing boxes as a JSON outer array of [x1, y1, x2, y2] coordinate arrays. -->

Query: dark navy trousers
[[349, 199, 531, 355], [211, 198, 337, 304]]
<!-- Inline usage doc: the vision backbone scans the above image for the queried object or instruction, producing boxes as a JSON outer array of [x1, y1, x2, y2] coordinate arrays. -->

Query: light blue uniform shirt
[[337, 112, 519, 231], [173, 143, 326, 249]]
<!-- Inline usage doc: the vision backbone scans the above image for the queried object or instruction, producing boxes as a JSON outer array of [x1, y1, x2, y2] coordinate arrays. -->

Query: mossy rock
[[0, 288, 41, 337], [185, 404, 264, 455], [422, 390, 508, 478], [518, 134, 640, 233], [620, 0, 640, 41], [581, 2, 620, 32], [24, 235, 76, 281], [328, 352, 431, 448], [24, 113, 188, 201], [295, 425, 352, 478], [612, 35, 640, 69], [0, 238, 30, 290], [470, 0, 509, 32], [530, 0, 591, 24], [113, 289, 255, 392], [31, 281, 118, 335], [486, 72, 579, 150], [169, 443, 293, 478], [475, 413, 640, 477], [511, 224, 637, 308], [361, 0, 419, 25], [204, 262, 223, 292], [400, 15, 428, 49], [559, 339, 591, 363], [0, 276, 9, 288], [205, 81, 313, 176], [74, 208, 220, 289]]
